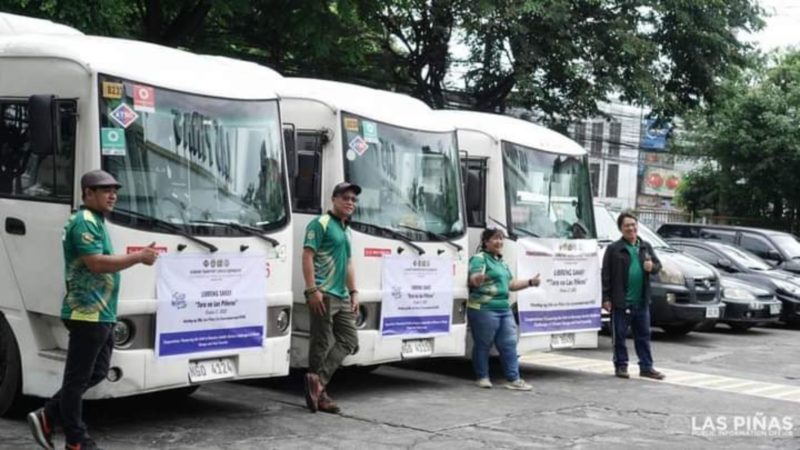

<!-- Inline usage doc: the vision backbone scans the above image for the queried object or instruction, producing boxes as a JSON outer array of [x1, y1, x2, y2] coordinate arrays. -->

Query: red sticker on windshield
[[133, 85, 155, 113]]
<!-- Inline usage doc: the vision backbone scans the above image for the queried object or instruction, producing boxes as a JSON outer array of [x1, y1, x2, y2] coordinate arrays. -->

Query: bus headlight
[[112, 319, 134, 348], [276, 308, 291, 333]]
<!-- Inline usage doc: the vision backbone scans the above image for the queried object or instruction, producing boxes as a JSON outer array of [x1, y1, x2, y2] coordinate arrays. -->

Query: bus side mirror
[[29, 95, 61, 156]]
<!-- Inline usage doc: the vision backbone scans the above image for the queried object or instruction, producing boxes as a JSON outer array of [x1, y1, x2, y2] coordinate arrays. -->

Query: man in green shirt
[[601, 211, 664, 381], [303, 182, 360, 414], [28, 170, 158, 450]]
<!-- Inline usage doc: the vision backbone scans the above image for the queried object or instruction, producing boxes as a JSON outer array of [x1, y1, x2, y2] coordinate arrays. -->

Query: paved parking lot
[[3, 325, 799, 449]]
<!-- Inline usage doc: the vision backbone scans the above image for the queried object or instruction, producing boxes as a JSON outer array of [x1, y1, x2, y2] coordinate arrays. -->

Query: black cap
[[81, 170, 122, 189], [332, 181, 361, 197]]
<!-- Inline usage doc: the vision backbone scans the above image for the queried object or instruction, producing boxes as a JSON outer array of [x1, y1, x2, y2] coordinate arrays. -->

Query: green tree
[[675, 52, 800, 230]]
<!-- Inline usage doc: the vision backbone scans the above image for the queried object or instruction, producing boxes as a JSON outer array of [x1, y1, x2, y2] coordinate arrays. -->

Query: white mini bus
[[278, 78, 468, 369], [437, 110, 600, 354], [0, 13, 292, 415]]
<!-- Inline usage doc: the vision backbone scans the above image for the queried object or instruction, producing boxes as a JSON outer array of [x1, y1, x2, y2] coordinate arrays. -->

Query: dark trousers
[[308, 295, 358, 386], [611, 304, 654, 371], [45, 320, 114, 445]]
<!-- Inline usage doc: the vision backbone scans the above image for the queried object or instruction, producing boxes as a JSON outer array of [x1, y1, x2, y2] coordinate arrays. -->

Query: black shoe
[[614, 367, 630, 379], [640, 369, 666, 380], [27, 408, 54, 450]]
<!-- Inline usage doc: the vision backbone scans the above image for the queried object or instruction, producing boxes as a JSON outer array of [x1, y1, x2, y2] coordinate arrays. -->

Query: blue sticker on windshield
[[349, 135, 369, 155], [362, 120, 379, 144]]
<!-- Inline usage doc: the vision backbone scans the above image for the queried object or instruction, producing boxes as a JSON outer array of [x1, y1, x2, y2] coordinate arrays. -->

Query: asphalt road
[[2, 324, 799, 449]]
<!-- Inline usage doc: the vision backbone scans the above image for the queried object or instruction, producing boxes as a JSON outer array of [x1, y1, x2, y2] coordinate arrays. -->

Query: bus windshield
[[98, 75, 288, 235], [502, 141, 596, 239], [342, 113, 464, 239]]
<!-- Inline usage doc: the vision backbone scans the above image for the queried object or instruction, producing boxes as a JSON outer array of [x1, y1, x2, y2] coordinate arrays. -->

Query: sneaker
[[27, 408, 54, 450], [475, 378, 492, 389], [640, 369, 666, 380], [65, 440, 102, 450], [504, 379, 533, 391], [614, 366, 630, 379]]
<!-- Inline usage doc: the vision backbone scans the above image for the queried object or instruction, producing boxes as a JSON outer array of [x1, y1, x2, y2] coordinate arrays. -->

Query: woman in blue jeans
[[468, 228, 540, 390]]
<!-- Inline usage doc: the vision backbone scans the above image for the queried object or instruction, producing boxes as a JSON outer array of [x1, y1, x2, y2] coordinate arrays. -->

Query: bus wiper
[[514, 226, 540, 238], [350, 220, 425, 255], [190, 220, 279, 246], [112, 208, 218, 253], [397, 224, 463, 252]]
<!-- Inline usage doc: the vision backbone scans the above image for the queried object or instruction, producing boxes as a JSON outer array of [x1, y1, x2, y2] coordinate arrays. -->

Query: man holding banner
[[468, 228, 539, 391], [302, 182, 361, 414]]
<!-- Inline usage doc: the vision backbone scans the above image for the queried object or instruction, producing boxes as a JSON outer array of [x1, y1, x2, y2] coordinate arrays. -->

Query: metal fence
[[635, 209, 797, 234]]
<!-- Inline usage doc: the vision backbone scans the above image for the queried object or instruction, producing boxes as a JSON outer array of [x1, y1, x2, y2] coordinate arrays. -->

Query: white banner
[[381, 256, 453, 338], [155, 252, 267, 357], [516, 239, 601, 336]]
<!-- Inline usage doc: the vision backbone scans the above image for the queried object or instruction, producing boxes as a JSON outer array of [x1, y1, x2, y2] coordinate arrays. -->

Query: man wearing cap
[[302, 182, 361, 414], [28, 170, 159, 450]]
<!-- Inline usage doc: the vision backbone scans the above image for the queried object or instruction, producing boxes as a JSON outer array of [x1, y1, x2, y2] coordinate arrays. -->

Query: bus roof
[[278, 78, 455, 133], [434, 110, 586, 156], [0, 12, 83, 36], [0, 31, 282, 100]]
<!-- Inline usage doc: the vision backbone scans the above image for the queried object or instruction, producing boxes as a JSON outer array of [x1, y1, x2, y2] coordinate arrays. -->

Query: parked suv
[[657, 223, 800, 275], [595, 205, 724, 335]]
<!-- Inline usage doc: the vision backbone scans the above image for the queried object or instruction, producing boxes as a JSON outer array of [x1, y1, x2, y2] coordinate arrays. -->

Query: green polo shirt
[[625, 239, 645, 305], [468, 251, 513, 311], [304, 212, 352, 300], [61, 207, 120, 323]]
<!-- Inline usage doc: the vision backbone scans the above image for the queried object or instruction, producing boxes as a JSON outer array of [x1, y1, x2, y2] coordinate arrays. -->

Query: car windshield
[[502, 141, 596, 239], [592, 204, 669, 248], [342, 113, 464, 239], [594, 204, 620, 242], [98, 75, 288, 234], [716, 244, 771, 270], [772, 234, 800, 259]]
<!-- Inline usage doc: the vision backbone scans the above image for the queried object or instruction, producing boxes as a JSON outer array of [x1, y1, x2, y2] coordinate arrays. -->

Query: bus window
[[462, 157, 487, 228], [0, 99, 75, 201]]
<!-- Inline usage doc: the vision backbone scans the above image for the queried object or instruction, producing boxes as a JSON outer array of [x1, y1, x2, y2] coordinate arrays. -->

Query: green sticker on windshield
[[101, 128, 126, 156], [362, 120, 379, 143]]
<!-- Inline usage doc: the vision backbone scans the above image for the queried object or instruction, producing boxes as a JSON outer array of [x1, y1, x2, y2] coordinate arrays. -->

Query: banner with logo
[[516, 239, 601, 335], [381, 256, 453, 338], [155, 252, 267, 357]]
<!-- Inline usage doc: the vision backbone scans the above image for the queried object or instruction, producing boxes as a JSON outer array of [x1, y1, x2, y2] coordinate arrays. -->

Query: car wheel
[[728, 323, 755, 332], [661, 324, 695, 336], [0, 315, 23, 417]]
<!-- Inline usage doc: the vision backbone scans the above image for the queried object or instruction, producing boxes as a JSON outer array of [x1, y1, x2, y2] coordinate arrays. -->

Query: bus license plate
[[551, 333, 575, 349], [770, 303, 781, 315], [188, 357, 237, 383], [705, 307, 720, 319], [401, 339, 433, 359]]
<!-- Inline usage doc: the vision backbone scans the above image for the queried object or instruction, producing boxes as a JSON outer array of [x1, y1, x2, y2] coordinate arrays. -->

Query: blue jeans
[[468, 308, 520, 381], [611, 304, 654, 371]]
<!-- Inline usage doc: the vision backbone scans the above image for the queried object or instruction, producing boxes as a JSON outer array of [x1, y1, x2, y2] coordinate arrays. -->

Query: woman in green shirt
[[468, 228, 540, 390]]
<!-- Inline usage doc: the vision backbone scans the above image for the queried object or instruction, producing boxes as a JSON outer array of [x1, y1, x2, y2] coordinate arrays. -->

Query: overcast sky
[[750, 0, 800, 51]]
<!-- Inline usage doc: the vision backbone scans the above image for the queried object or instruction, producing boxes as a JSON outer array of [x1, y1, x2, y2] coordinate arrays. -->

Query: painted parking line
[[519, 352, 800, 404]]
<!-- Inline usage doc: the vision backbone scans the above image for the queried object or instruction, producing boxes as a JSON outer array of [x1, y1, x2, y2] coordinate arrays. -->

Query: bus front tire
[[0, 314, 23, 417]]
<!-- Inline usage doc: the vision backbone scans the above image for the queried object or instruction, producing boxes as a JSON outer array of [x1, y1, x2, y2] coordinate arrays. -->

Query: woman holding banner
[[468, 228, 540, 390]]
